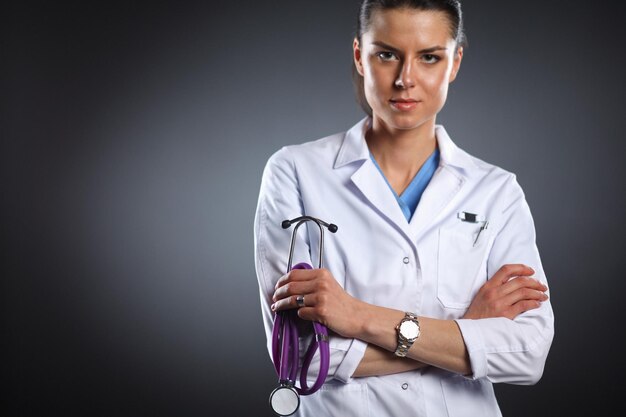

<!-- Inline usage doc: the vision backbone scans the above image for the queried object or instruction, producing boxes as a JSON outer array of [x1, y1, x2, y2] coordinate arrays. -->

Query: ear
[[353, 37, 365, 76], [449, 46, 463, 83]]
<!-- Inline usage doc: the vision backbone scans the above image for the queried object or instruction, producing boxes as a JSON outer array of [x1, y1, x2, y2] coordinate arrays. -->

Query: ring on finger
[[296, 295, 305, 308]]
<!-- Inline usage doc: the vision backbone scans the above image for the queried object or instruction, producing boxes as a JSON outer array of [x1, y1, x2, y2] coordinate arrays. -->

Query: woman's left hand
[[271, 268, 362, 338]]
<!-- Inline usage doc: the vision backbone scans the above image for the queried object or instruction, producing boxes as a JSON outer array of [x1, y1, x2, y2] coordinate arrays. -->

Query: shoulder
[[472, 150, 524, 199], [440, 127, 525, 203], [465, 149, 517, 184], [284, 131, 344, 159], [265, 130, 346, 171]]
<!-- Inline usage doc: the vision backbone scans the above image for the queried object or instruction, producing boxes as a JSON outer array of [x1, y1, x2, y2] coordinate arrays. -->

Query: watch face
[[400, 320, 420, 340]]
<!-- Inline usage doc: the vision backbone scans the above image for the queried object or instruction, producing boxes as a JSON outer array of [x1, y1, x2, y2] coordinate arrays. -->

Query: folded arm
[[272, 264, 547, 377]]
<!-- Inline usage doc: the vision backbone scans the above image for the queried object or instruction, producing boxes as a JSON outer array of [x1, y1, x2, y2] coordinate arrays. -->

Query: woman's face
[[353, 8, 463, 132]]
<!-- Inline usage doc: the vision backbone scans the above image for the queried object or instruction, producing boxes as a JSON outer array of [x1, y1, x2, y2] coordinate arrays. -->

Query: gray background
[[3, 1, 625, 416]]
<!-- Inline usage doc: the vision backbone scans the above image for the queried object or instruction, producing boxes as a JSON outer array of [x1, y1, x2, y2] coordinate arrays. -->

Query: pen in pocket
[[473, 221, 489, 247]]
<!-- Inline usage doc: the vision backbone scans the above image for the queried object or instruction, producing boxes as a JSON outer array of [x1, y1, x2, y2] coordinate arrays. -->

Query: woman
[[254, 1, 554, 415]]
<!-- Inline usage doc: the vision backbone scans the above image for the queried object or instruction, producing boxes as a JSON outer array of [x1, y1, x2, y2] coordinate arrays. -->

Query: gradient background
[[3, 1, 625, 416]]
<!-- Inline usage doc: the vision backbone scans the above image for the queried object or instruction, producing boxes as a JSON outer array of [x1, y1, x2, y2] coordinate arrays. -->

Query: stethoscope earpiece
[[283, 216, 338, 271]]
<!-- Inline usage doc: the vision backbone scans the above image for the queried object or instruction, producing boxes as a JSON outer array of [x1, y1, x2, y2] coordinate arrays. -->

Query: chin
[[370, 103, 438, 131], [387, 114, 435, 131]]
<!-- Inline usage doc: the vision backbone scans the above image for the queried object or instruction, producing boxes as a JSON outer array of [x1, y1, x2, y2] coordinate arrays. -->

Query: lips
[[391, 98, 418, 103], [390, 98, 419, 111]]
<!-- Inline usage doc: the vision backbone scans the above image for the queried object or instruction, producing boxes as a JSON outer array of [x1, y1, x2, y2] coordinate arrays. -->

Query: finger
[[502, 287, 548, 306], [272, 280, 318, 302], [491, 264, 536, 285], [297, 307, 317, 322], [295, 293, 321, 320], [272, 291, 321, 312], [506, 299, 542, 319], [500, 276, 547, 296], [274, 268, 319, 289], [271, 294, 303, 312]]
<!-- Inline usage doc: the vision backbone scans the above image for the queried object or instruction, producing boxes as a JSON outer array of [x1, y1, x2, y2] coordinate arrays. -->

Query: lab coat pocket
[[297, 381, 369, 417], [437, 225, 491, 310], [441, 376, 499, 417]]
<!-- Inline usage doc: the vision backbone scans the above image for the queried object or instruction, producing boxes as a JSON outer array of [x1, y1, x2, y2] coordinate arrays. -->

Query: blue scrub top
[[370, 148, 440, 222]]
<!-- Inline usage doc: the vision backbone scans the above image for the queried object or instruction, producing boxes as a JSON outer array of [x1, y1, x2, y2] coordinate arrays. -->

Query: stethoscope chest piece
[[269, 384, 300, 416]]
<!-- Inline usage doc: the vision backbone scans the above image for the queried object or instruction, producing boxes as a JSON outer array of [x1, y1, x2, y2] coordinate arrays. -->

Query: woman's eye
[[376, 51, 398, 61], [421, 54, 441, 64]]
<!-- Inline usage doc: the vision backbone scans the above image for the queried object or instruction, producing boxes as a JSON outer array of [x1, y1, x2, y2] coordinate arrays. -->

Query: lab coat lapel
[[336, 117, 413, 239], [409, 165, 465, 242], [350, 160, 411, 235], [409, 125, 473, 242], [335, 119, 470, 244]]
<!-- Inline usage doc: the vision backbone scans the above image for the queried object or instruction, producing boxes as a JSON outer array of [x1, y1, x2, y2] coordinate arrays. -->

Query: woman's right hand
[[462, 264, 548, 320]]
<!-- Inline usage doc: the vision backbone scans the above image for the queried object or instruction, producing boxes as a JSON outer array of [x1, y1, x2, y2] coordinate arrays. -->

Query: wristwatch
[[394, 312, 420, 357]]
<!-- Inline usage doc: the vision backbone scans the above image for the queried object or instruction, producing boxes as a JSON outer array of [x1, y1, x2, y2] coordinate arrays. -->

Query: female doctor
[[254, 0, 554, 415]]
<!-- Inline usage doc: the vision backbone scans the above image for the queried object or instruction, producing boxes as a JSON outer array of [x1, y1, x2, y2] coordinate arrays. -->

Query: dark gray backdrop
[[3, 1, 625, 416]]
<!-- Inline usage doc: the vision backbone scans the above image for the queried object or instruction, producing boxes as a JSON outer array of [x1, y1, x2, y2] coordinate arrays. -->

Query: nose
[[395, 59, 415, 89]]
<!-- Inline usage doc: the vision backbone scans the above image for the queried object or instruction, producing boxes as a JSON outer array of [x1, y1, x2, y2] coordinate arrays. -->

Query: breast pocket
[[437, 224, 491, 310]]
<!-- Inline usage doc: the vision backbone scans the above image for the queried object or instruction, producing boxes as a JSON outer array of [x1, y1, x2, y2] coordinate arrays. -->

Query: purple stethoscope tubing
[[272, 263, 330, 394], [271, 216, 338, 395]]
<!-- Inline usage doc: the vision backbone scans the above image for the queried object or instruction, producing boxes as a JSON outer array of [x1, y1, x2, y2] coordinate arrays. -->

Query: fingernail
[[271, 303, 276, 311]]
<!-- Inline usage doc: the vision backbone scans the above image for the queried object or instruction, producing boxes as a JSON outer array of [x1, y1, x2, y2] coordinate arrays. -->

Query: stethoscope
[[268, 216, 338, 416]]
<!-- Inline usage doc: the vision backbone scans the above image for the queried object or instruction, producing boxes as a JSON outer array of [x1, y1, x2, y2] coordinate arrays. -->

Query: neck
[[366, 117, 438, 178]]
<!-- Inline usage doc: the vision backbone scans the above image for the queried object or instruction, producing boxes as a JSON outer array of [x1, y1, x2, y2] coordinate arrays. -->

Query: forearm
[[271, 270, 472, 377], [352, 344, 428, 378], [354, 301, 471, 375]]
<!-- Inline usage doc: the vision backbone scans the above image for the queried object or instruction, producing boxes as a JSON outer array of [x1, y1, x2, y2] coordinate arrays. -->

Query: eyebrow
[[371, 41, 447, 54]]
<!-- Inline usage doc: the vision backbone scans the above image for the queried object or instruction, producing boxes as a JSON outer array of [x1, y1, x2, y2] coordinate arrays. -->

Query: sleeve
[[254, 147, 367, 384], [455, 174, 555, 385]]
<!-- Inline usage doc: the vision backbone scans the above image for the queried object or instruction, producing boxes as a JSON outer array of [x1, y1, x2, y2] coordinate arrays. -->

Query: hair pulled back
[[352, 0, 466, 116]]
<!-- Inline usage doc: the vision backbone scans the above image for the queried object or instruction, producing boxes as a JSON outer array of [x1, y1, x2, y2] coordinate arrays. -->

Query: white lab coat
[[254, 117, 554, 417]]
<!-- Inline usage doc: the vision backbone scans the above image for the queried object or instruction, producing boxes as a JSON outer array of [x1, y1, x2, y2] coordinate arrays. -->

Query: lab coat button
[[402, 383, 409, 390], [403, 257, 410, 264]]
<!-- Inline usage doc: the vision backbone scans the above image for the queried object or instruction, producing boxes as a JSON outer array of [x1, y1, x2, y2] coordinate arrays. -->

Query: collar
[[333, 117, 371, 168], [334, 117, 478, 173]]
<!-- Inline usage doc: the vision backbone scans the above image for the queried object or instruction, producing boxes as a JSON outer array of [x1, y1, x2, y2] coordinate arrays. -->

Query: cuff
[[333, 338, 368, 383], [455, 319, 487, 380]]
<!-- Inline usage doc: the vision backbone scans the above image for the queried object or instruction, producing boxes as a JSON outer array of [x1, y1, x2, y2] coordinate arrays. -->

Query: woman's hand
[[463, 264, 548, 320], [271, 263, 547, 338], [271, 268, 362, 339]]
